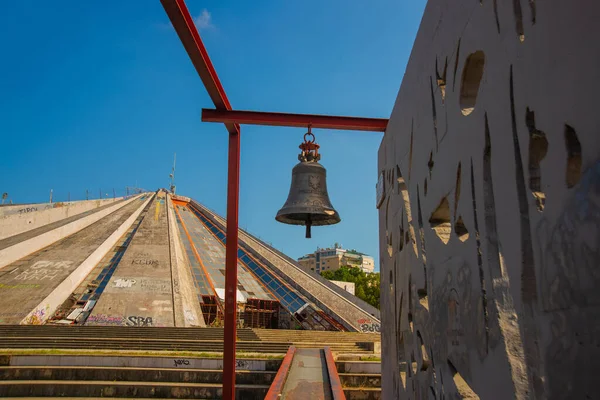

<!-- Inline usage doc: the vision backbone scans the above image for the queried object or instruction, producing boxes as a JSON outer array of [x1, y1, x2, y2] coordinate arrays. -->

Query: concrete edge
[[4, 354, 277, 371], [166, 194, 205, 327], [0, 197, 129, 241], [19, 195, 153, 325], [356, 342, 381, 355], [0, 194, 145, 271]]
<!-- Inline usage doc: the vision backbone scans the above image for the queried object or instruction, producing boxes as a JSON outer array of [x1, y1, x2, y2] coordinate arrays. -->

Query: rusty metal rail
[[324, 346, 347, 400], [264, 345, 296, 399]]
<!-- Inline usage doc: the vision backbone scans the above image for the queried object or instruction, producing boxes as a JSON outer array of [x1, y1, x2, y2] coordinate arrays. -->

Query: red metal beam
[[222, 124, 241, 400], [202, 109, 388, 132], [160, 0, 239, 135]]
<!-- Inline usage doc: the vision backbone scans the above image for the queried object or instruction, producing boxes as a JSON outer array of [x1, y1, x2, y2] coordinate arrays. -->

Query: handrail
[[264, 345, 296, 400], [324, 346, 346, 400]]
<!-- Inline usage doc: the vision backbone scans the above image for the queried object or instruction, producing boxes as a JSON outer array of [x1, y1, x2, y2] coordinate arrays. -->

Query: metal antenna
[[170, 153, 177, 194]]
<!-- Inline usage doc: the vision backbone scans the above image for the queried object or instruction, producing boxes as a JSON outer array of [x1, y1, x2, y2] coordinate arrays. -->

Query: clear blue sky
[[0, 0, 426, 271]]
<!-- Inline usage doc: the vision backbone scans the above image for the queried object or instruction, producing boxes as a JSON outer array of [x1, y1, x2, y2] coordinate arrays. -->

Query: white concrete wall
[[0, 198, 128, 240], [0, 195, 143, 270], [378, 1, 600, 399], [21, 196, 152, 325], [331, 280, 355, 296], [166, 194, 205, 327]]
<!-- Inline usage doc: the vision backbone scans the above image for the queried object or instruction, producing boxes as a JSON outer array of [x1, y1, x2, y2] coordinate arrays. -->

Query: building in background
[[330, 280, 355, 295], [298, 243, 375, 274]]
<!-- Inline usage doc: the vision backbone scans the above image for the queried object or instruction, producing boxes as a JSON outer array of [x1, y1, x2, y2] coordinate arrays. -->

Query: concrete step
[[335, 361, 382, 374], [0, 338, 371, 354], [343, 387, 382, 400], [0, 326, 260, 341], [0, 380, 269, 399], [339, 372, 381, 388], [0, 366, 275, 385]]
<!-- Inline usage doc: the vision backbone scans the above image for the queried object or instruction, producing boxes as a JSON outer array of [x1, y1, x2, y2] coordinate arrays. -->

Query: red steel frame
[[160, 1, 388, 398], [202, 109, 388, 132], [160, 1, 239, 399]]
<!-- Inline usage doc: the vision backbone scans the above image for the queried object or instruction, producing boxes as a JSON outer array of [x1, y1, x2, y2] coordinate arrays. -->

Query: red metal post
[[223, 129, 241, 400], [202, 108, 388, 132], [159, 1, 240, 398]]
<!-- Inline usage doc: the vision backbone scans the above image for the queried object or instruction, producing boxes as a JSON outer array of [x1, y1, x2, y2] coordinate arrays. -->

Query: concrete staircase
[[0, 356, 278, 399], [251, 328, 380, 354], [336, 358, 382, 400], [0, 326, 379, 355]]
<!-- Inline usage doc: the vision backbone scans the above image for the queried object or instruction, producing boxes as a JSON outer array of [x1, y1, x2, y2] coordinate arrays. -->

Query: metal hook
[[304, 125, 316, 143]]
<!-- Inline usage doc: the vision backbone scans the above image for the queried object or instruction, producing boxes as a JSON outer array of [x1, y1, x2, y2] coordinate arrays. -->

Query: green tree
[[321, 266, 380, 309]]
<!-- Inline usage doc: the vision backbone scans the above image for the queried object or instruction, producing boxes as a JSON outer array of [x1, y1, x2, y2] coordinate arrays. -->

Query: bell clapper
[[306, 215, 312, 239]]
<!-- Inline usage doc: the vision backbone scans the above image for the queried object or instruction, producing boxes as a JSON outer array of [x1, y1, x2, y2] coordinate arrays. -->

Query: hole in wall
[[400, 369, 407, 389], [454, 162, 462, 218], [399, 219, 405, 253], [429, 197, 451, 245], [565, 124, 582, 188], [526, 107, 548, 211], [396, 165, 404, 195], [385, 196, 390, 231], [417, 188, 427, 264], [418, 288, 429, 310], [452, 39, 462, 92], [411, 352, 418, 376], [436, 57, 448, 102], [430, 77, 439, 150], [428, 152, 434, 179], [448, 360, 480, 399], [513, 0, 525, 41], [397, 166, 419, 257], [454, 216, 469, 242], [409, 120, 414, 180], [424, 178, 428, 196], [387, 232, 393, 257], [509, 65, 538, 306], [416, 186, 429, 302], [417, 331, 430, 371], [460, 51, 486, 116], [471, 157, 489, 353]]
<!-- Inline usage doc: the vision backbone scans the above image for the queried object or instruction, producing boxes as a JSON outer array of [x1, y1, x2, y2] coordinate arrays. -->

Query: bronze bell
[[276, 129, 341, 238]]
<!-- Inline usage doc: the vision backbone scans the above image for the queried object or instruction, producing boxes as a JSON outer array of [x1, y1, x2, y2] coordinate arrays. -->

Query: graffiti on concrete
[[127, 316, 153, 326], [86, 314, 126, 326], [0, 283, 40, 290], [17, 207, 38, 214], [173, 359, 190, 367], [13, 261, 73, 281], [236, 359, 249, 369], [358, 318, 381, 333], [113, 278, 136, 288], [140, 279, 171, 293], [131, 259, 159, 266], [24, 305, 50, 325]]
